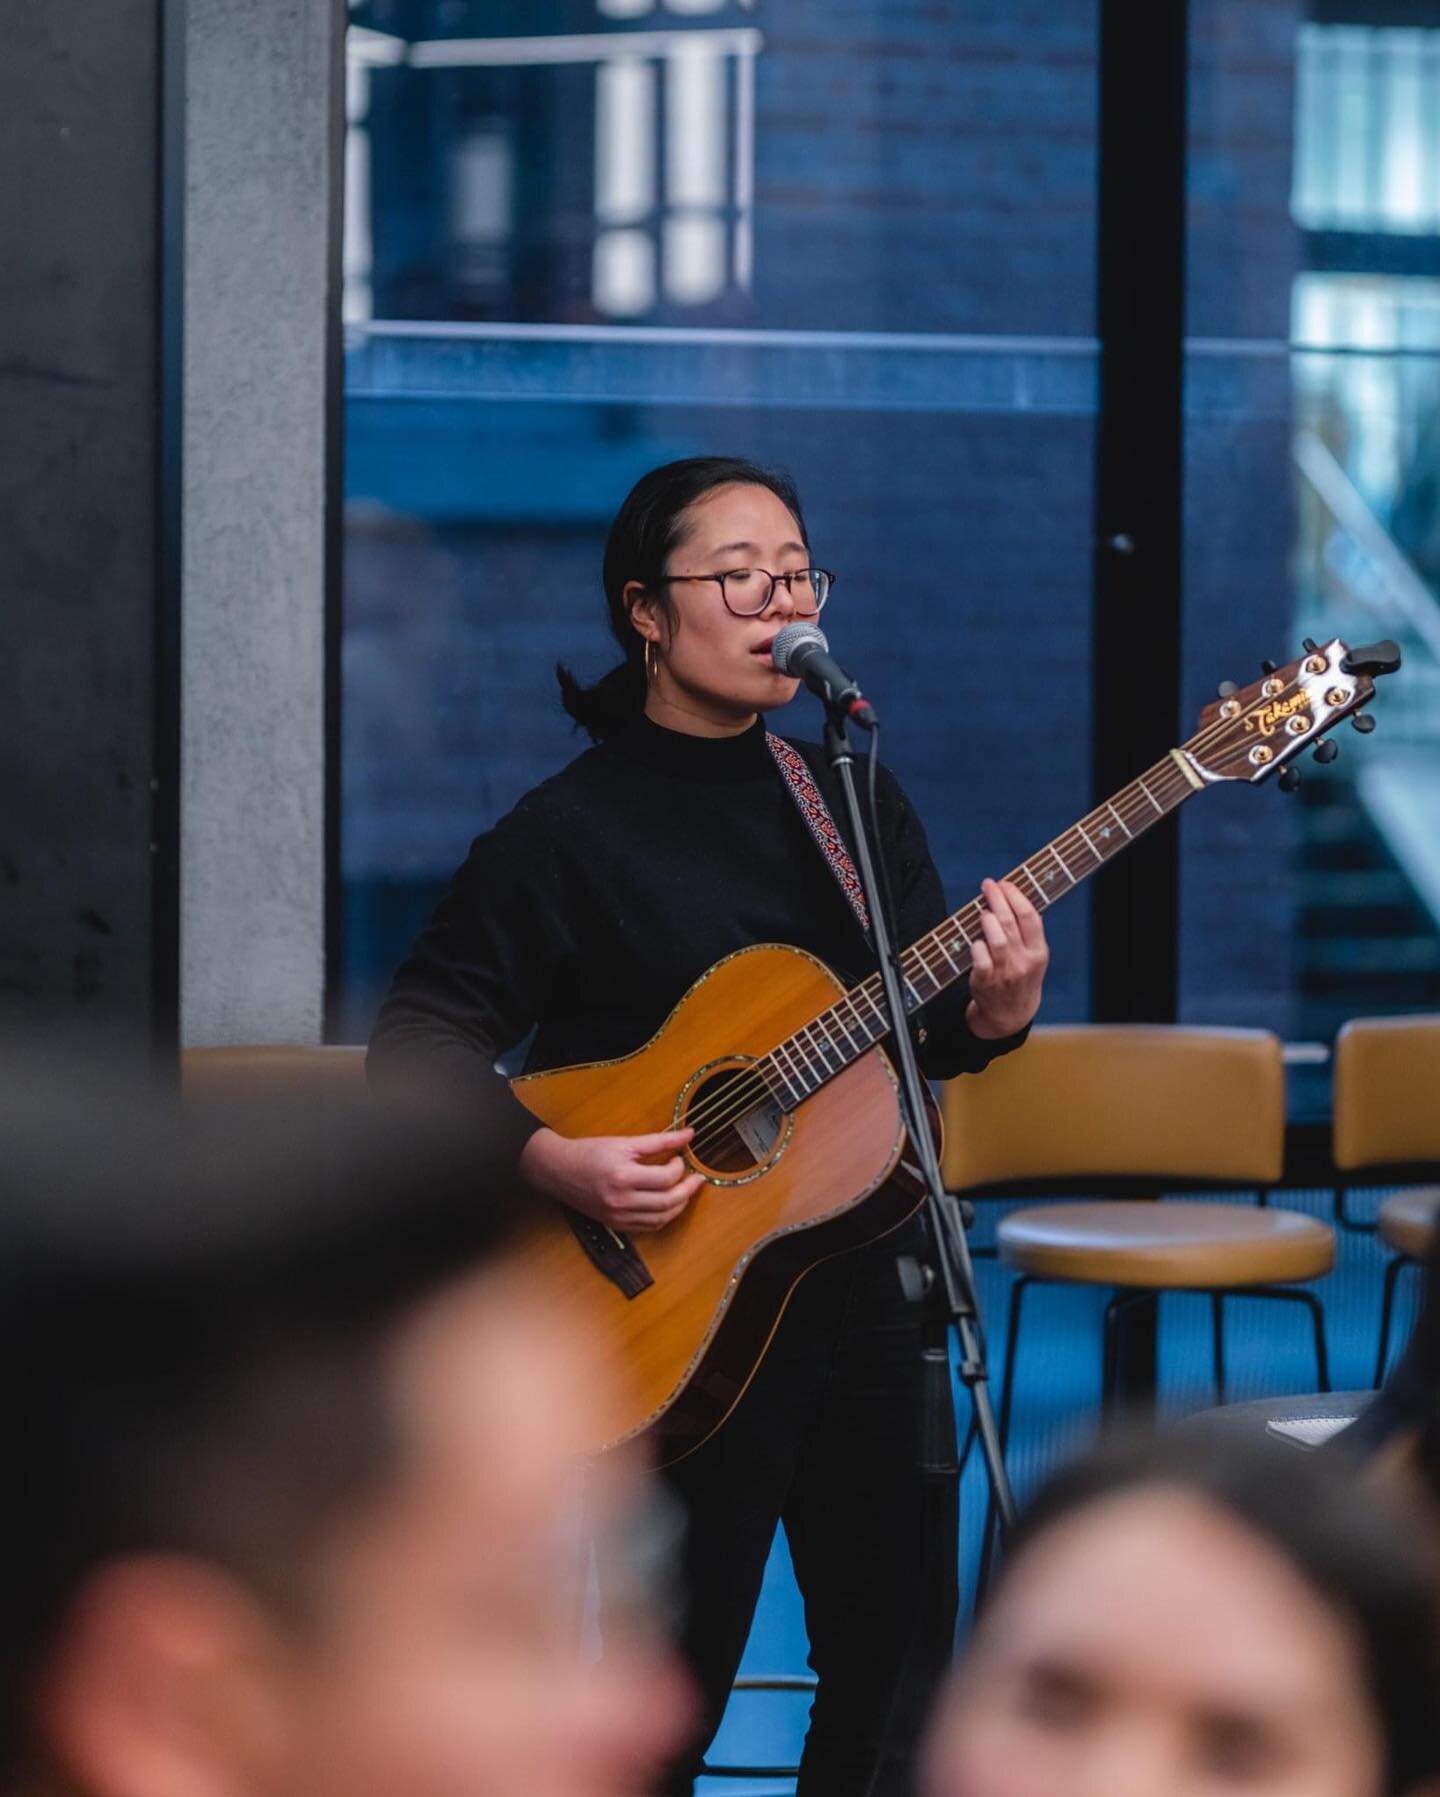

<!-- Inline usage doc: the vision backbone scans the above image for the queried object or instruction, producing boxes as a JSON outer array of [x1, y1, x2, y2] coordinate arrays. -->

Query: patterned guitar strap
[[765, 733, 871, 937], [768, 734, 932, 1200]]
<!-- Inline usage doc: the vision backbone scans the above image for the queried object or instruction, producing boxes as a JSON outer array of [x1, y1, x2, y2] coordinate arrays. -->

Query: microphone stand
[[819, 707, 1017, 1591]]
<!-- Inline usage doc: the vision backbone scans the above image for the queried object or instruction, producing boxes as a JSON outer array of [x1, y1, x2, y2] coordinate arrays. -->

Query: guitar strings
[[685, 1069, 776, 1161], [681, 701, 1300, 1157]]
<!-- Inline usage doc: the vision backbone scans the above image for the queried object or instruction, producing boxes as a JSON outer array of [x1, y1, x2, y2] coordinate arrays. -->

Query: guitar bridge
[[564, 1212, 654, 1301]]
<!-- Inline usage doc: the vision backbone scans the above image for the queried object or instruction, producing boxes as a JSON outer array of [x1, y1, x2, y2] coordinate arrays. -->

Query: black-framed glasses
[[664, 567, 835, 617]]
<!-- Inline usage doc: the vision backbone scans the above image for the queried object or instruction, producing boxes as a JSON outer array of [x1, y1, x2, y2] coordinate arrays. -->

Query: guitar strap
[[766, 733, 871, 936]]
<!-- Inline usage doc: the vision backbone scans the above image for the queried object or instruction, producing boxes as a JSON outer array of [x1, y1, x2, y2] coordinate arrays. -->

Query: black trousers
[[657, 1217, 959, 1797]]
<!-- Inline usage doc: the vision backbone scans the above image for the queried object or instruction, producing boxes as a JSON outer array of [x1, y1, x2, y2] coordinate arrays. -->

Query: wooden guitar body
[[509, 943, 924, 1463]]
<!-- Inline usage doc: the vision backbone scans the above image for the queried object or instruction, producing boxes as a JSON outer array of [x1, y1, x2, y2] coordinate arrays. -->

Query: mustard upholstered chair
[[942, 1026, 1333, 1449], [1333, 1016, 1440, 1383]]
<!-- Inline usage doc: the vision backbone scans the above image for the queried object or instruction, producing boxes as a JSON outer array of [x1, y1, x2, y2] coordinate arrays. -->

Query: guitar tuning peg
[[1313, 739, 1339, 765], [1302, 637, 1320, 655], [1260, 659, 1277, 676], [1217, 680, 1238, 699], [1278, 766, 1302, 792], [1351, 712, 1376, 734]]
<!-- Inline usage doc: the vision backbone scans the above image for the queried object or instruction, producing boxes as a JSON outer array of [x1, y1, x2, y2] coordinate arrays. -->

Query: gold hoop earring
[[644, 641, 659, 683]]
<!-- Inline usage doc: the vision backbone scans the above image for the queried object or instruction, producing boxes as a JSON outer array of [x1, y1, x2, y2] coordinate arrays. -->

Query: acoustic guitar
[[511, 638, 1399, 1461]]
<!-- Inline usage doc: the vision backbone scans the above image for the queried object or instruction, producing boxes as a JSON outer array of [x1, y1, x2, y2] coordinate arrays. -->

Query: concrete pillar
[[180, 0, 342, 1045]]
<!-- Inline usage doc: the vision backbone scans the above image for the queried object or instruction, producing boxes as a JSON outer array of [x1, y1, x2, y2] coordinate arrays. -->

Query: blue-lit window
[[1180, 9, 1440, 1115], [340, 2, 1100, 1041], [1294, 24, 1440, 238]]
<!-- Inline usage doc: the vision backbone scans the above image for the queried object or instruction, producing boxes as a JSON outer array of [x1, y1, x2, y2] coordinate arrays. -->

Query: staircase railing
[[1294, 427, 1440, 743], [1294, 426, 1440, 933]]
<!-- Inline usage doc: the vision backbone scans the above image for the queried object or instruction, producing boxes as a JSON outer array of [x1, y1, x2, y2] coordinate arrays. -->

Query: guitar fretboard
[[757, 747, 1201, 1109]]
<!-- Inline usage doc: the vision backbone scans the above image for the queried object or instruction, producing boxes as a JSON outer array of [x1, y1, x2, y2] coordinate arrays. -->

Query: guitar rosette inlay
[[675, 1055, 794, 1186]]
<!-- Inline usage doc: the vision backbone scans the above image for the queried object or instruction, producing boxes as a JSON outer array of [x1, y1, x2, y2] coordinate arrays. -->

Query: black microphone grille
[[771, 621, 828, 675]]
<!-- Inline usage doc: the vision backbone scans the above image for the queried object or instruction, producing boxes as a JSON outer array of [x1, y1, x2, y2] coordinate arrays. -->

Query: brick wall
[[343, 0, 1307, 1042]]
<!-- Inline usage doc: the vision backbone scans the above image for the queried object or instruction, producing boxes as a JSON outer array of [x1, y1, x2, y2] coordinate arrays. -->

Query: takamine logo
[[1244, 691, 1312, 737]]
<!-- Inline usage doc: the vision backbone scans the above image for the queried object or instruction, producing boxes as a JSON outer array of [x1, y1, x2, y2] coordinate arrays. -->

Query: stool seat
[[1377, 1188, 1440, 1261], [997, 1202, 1334, 1288]]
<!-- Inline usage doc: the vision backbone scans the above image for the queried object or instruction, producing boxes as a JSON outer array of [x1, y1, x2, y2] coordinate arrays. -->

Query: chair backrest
[[181, 1044, 368, 1106], [1333, 1015, 1440, 1173], [940, 1025, 1285, 1192]]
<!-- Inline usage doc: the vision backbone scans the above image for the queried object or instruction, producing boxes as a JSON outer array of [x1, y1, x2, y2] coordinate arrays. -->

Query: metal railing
[[1294, 426, 1440, 743]]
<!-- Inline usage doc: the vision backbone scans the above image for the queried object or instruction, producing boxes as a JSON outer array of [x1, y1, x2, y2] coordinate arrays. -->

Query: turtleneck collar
[[608, 711, 777, 784]]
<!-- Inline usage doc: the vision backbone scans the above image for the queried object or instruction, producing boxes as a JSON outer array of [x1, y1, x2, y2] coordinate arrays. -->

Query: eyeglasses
[[663, 567, 835, 617]]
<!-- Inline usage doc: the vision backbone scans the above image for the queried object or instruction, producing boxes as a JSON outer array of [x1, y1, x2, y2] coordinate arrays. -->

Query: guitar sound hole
[[682, 1065, 788, 1178]]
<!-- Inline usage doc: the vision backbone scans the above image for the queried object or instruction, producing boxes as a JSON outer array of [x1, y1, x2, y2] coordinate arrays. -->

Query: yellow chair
[[942, 1026, 1334, 1449], [1333, 1016, 1440, 1383]]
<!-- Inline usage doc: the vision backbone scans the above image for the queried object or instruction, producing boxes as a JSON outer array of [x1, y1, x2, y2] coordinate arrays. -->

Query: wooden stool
[[1332, 1016, 1440, 1381], [942, 1028, 1333, 1438], [996, 1201, 1334, 1436]]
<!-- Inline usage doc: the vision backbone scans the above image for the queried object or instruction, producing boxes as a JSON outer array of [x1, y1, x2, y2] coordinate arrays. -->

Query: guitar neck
[[759, 745, 1204, 1107]]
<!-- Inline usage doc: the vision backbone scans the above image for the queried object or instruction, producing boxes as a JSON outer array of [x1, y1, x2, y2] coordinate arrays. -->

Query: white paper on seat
[[1266, 1415, 1354, 1450]]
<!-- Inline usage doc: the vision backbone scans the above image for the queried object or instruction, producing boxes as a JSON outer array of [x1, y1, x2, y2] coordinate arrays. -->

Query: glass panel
[[341, 1, 1100, 1042], [345, 1, 1095, 335], [1182, 4, 1440, 1116], [342, 383, 1097, 1037]]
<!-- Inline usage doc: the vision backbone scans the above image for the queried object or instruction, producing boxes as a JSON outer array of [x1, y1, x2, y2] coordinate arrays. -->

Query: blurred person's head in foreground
[[924, 1430, 1440, 1797], [0, 1065, 688, 1797]]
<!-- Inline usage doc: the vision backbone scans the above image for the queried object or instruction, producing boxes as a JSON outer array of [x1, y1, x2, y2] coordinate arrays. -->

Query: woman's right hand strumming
[[519, 1126, 704, 1233]]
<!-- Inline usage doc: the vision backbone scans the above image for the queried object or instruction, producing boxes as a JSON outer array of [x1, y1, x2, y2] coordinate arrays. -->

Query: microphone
[[771, 623, 878, 727]]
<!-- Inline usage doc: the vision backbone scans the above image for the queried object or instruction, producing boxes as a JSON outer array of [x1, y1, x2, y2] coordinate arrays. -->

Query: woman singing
[[368, 456, 1048, 1795]]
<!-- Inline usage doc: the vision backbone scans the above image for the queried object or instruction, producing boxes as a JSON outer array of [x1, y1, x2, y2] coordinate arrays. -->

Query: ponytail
[[556, 653, 646, 745]]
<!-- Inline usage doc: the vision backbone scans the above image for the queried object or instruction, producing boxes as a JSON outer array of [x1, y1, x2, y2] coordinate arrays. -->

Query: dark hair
[[557, 455, 808, 743], [0, 1066, 518, 1776], [990, 1431, 1440, 1796]]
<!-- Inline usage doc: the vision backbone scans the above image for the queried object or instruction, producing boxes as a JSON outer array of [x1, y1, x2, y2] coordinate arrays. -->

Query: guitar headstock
[[1183, 638, 1401, 787]]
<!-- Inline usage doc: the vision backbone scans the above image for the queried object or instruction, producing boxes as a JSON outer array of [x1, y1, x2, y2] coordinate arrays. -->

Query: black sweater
[[368, 713, 1028, 1159]]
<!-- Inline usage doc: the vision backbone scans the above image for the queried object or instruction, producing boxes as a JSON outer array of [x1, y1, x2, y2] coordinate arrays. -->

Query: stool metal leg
[[1101, 1291, 1123, 1409], [1301, 1289, 1330, 1392], [1211, 1293, 1226, 1402], [978, 1274, 1033, 1607], [997, 1275, 1032, 1457], [1334, 1182, 1378, 1234], [1374, 1255, 1413, 1387], [1220, 1287, 1330, 1392], [1101, 1289, 1155, 1415]]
